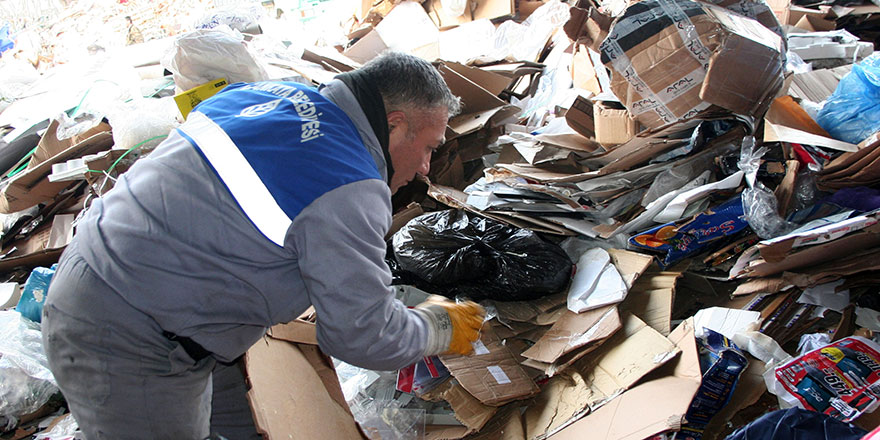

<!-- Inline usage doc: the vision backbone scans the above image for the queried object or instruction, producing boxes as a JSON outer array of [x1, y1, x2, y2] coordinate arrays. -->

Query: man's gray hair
[[360, 51, 461, 118]]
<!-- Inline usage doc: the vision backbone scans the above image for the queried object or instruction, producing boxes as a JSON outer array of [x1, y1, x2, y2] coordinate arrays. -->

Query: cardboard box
[[244, 319, 365, 440], [439, 325, 540, 407], [0, 120, 114, 213], [565, 95, 595, 138], [600, 0, 784, 130], [593, 101, 638, 146]]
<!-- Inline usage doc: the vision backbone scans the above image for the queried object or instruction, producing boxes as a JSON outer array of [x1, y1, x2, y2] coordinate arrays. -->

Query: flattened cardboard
[[606, 248, 654, 288], [524, 314, 681, 439], [440, 326, 539, 407], [620, 270, 680, 336], [521, 305, 619, 364], [428, 184, 572, 235], [548, 319, 702, 440], [244, 336, 363, 440], [343, 29, 388, 64], [521, 309, 621, 377], [0, 120, 114, 213], [420, 379, 497, 433], [570, 44, 602, 95]]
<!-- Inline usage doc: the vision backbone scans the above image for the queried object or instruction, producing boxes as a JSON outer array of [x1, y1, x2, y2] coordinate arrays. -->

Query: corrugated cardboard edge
[[244, 336, 364, 440], [547, 319, 700, 440], [420, 379, 497, 433]]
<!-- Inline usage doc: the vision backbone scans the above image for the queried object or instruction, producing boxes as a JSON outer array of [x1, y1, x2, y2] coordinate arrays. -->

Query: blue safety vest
[[177, 82, 382, 246]]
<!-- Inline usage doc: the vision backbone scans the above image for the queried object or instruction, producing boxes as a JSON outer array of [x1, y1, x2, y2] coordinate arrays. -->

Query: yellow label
[[174, 78, 229, 120]]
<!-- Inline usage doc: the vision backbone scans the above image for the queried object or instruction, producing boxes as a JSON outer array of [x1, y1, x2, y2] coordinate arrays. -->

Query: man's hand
[[415, 296, 486, 356]]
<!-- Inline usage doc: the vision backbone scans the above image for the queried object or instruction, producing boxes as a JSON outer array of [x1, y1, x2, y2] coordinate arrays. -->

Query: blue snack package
[[629, 195, 749, 268], [16, 264, 57, 323]]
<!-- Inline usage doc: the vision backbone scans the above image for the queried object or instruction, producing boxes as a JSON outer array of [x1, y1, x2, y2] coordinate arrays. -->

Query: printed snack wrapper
[[773, 336, 880, 422], [629, 195, 749, 268]]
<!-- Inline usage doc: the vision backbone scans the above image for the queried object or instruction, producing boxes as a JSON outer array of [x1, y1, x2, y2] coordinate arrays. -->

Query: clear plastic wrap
[[53, 111, 102, 141], [391, 210, 573, 302], [105, 97, 178, 154], [0, 311, 59, 431], [739, 136, 795, 239], [162, 26, 269, 93], [195, 6, 265, 33], [488, 0, 570, 63], [335, 362, 427, 440], [34, 414, 79, 440]]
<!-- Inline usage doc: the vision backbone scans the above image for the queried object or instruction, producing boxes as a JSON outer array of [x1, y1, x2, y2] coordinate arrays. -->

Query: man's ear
[[387, 111, 407, 136]]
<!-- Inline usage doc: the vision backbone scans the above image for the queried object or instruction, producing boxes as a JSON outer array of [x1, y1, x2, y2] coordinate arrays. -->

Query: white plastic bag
[[162, 27, 268, 92], [0, 311, 59, 430]]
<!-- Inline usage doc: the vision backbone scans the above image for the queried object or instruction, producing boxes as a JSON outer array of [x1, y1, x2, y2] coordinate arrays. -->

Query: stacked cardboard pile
[[2, 0, 880, 438]]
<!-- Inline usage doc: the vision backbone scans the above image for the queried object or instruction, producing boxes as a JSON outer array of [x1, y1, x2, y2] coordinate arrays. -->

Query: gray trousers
[[41, 246, 261, 440]]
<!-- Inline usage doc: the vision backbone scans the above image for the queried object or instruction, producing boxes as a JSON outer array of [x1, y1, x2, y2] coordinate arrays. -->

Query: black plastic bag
[[390, 210, 573, 302], [723, 407, 866, 440]]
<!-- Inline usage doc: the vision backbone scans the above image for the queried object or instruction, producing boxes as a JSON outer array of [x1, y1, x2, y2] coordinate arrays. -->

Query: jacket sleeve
[[289, 178, 429, 370]]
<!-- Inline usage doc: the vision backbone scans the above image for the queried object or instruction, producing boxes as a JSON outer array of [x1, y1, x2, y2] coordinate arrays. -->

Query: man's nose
[[418, 154, 431, 176]]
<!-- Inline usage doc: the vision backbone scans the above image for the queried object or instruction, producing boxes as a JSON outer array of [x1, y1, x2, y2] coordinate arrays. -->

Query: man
[[42, 51, 485, 439], [125, 16, 143, 45]]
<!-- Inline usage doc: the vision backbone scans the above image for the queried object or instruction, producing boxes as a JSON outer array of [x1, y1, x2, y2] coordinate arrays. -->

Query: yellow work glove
[[415, 296, 486, 356]]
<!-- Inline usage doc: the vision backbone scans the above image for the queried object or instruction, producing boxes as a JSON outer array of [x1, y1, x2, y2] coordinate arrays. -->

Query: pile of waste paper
[[2, 0, 880, 438]]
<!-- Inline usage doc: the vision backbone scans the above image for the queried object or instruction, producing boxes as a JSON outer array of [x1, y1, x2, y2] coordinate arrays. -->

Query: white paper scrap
[[486, 366, 511, 385], [567, 248, 628, 313], [694, 307, 762, 340], [472, 340, 490, 355], [798, 280, 849, 313]]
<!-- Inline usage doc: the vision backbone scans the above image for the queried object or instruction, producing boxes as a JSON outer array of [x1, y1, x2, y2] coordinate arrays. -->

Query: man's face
[[386, 108, 448, 194]]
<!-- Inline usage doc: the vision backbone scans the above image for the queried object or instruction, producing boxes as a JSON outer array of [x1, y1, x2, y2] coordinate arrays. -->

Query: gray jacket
[[74, 80, 429, 368]]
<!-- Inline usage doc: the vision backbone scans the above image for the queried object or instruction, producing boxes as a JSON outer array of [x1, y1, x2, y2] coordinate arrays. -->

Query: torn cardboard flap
[[521, 308, 621, 378], [0, 120, 115, 213], [420, 379, 497, 433], [440, 326, 540, 407], [548, 319, 701, 440], [620, 270, 678, 337], [521, 305, 620, 364], [267, 318, 318, 345], [607, 248, 654, 288], [524, 314, 681, 439], [245, 336, 363, 440], [563, 6, 612, 52]]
